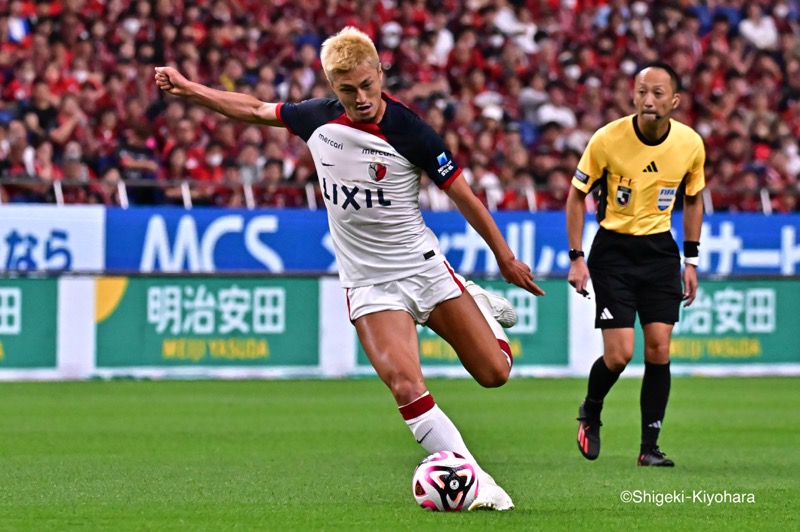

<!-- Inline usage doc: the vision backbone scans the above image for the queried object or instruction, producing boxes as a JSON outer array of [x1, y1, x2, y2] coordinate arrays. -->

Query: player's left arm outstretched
[[154, 66, 283, 127], [445, 176, 545, 296]]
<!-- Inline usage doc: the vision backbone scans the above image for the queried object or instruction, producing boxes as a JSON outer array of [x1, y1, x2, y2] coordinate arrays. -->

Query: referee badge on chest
[[616, 186, 632, 207], [657, 183, 678, 211]]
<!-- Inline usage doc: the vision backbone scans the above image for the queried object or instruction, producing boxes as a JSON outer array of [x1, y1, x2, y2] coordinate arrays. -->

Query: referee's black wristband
[[683, 241, 700, 258]]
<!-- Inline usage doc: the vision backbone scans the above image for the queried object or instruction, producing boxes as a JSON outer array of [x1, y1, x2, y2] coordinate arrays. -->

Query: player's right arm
[[154, 67, 284, 127]]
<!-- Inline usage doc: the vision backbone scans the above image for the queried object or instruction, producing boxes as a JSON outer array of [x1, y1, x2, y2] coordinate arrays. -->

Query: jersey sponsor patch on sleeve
[[386, 104, 460, 187], [574, 168, 590, 184], [435, 152, 455, 177]]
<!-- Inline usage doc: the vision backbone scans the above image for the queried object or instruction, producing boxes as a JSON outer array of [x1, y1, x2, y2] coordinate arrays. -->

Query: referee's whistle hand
[[682, 268, 698, 306], [567, 263, 590, 296], [682, 292, 697, 306], [568, 280, 591, 298]]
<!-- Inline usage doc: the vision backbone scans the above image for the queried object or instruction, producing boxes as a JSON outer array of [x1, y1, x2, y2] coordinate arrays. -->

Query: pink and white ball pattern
[[411, 451, 480, 511]]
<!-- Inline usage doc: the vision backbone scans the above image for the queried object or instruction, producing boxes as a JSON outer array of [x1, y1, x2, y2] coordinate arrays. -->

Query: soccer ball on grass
[[411, 451, 479, 511]]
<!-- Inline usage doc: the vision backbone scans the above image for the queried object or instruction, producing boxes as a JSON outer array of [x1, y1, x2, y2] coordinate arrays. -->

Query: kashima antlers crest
[[369, 161, 387, 182]]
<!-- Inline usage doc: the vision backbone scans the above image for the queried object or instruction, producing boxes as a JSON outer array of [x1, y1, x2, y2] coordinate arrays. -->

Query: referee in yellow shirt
[[566, 61, 705, 467]]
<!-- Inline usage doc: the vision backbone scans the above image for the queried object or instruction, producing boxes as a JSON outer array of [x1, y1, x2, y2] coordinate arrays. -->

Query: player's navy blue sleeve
[[381, 102, 461, 188], [277, 99, 344, 142]]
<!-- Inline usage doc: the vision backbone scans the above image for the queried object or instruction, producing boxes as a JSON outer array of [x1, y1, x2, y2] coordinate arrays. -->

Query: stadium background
[[1, 0, 799, 212], [0, 0, 798, 378], [1, 2, 799, 529]]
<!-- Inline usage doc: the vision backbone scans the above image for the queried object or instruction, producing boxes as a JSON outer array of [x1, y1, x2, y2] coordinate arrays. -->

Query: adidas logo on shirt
[[599, 308, 614, 320], [642, 161, 659, 172]]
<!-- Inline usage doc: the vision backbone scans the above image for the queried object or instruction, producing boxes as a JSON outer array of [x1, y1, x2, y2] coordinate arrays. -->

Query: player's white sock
[[399, 392, 480, 467], [401, 392, 514, 511]]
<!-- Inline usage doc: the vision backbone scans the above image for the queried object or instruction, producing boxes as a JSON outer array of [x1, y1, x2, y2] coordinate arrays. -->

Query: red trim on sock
[[499, 339, 513, 366], [399, 393, 436, 420]]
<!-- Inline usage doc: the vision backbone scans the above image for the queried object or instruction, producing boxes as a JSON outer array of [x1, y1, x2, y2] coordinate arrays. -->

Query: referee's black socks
[[640, 361, 671, 448], [584, 356, 622, 418]]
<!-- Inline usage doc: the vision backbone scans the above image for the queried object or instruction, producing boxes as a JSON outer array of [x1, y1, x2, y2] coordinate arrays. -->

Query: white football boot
[[465, 281, 517, 328], [468, 471, 515, 511]]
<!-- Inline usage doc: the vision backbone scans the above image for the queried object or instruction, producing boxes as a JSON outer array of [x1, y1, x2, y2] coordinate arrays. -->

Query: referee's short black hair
[[635, 61, 681, 93]]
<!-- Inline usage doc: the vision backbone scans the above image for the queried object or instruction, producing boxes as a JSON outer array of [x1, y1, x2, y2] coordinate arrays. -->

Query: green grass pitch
[[0, 377, 797, 530]]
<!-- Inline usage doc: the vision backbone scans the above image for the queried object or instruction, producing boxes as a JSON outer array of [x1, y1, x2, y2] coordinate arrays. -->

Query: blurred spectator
[[19, 79, 58, 143], [159, 146, 192, 205], [518, 72, 548, 125], [536, 81, 577, 129], [50, 93, 92, 148], [210, 120, 239, 158], [428, 10, 455, 67], [216, 158, 245, 208], [472, 160, 504, 209], [708, 158, 739, 211], [738, 4, 779, 51], [0, 119, 34, 176], [33, 139, 61, 185], [61, 141, 95, 204], [735, 170, 764, 212], [0, 1, 796, 211], [237, 142, 263, 186], [2, 58, 35, 105], [87, 167, 124, 207], [256, 158, 305, 208], [535, 167, 571, 211], [6, 1, 33, 46], [499, 168, 535, 211], [0, 119, 37, 201], [93, 108, 121, 175], [117, 125, 159, 204]]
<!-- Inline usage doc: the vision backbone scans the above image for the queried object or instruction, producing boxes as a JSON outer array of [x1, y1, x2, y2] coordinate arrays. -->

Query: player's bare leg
[[355, 310, 512, 508], [426, 293, 512, 387], [426, 294, 515, 510], [355, 310, 427, 405]]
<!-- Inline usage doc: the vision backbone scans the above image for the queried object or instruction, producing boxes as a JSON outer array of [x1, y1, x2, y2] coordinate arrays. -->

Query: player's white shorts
[[346, 261, 464, 324]]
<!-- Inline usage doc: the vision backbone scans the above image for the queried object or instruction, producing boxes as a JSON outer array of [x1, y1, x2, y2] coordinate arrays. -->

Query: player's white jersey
[[278, 94, 462, 287]]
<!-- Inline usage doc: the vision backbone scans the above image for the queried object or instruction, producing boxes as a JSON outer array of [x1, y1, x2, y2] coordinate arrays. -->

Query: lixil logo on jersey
[[368, 161, 387, 182]]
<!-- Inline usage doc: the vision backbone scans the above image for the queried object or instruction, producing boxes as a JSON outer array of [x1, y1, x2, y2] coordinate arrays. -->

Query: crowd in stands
[[0, 0, 799, 212]]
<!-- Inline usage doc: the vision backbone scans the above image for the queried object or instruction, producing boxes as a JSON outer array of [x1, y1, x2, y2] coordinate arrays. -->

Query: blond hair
[[320, 26, 380, 81]]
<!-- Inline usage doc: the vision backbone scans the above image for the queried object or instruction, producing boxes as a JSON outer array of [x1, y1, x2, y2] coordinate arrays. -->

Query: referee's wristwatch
[[569, 249, 585, 261]]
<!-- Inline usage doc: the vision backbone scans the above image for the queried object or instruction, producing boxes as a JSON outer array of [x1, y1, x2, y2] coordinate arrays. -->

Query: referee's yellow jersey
[[572, 115, 706, 236]]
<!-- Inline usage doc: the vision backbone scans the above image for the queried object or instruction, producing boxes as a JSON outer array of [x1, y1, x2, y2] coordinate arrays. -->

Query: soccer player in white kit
[[155, 26, 545, 511]]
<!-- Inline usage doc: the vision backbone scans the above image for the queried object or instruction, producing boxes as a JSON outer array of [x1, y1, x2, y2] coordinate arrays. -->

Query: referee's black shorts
[[587, 227, 683, 329]]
